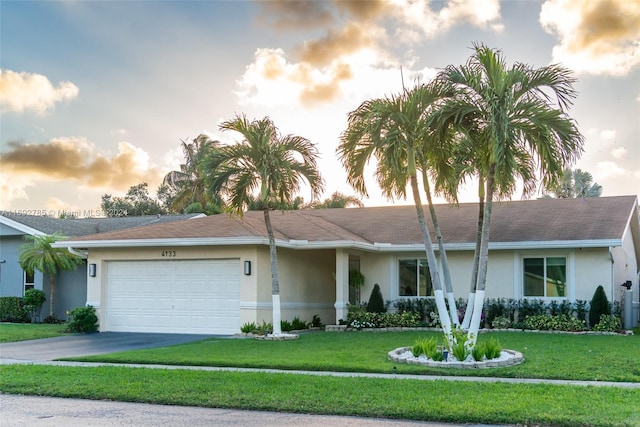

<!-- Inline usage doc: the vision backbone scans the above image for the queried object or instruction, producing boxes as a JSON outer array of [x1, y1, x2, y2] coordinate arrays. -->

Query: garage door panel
[[106, 259, 240, 334]]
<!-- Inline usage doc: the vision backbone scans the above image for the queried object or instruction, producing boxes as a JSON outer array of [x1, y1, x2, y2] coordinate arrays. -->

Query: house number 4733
[[161, 250, 176, 257]]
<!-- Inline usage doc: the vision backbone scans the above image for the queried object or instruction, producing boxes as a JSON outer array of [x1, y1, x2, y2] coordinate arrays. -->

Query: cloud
[[596, 160, 626, 178], [0, 137, 162, 193], [0, 69, 79, 113], [239, 0, 503, 107], [600, 129, 616, 140], [256, 1, 334, 30], [540, 0, 640, 76], [611, 147, 627, 160]]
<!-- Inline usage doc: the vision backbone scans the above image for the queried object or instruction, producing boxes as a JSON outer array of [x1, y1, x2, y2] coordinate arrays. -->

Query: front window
[[523, 257, 566, 297], [24, 270, 35, 294], [398, 259, 433, 297]]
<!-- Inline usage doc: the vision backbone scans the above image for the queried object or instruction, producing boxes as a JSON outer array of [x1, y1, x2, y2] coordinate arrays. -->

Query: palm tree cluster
[[338, 43, 584, 348], [542, 168, 602, 199]]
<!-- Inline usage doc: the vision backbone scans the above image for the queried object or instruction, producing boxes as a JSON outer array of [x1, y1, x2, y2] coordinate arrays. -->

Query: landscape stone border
[[388, 347, 524, 369]]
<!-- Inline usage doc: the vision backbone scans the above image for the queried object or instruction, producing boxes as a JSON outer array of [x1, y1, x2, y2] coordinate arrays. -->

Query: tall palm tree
[[337, 83, 457, 343], [433, 44, 584, 346], [206, 115, 324, 335], [162, 134, 223, 214], [18, 233, 84, 318]]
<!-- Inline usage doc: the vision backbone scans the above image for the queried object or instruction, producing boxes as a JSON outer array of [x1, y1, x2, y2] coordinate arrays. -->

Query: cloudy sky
[[1, 0, 639, 216]]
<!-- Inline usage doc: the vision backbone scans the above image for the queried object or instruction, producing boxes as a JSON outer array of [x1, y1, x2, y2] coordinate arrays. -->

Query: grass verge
[[67, 331, 640, 382], [0, 323, 67, 343], [1, 364, 638, 427]]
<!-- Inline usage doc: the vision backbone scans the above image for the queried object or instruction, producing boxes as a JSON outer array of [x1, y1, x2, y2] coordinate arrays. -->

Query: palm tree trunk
[[49, 275, 56, 318], [467, 165, 495, 347], [263, 208, 282, 335], [409, 172, 452, 345], [421, 170, 458, 326], [461, 177, 484, 330]]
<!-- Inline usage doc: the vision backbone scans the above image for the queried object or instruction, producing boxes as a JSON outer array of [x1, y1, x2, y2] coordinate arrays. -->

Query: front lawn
[[0, 323, 67, 343], [67, 330, 640, 383], [1, 364, 638, 427]]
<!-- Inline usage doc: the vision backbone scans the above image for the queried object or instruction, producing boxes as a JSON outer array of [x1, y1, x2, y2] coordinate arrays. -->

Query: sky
[[1, 0, 639, 217]]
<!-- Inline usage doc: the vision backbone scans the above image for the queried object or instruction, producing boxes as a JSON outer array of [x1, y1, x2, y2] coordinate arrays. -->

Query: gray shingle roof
[[62, 195, 638, 248], [1, 214, 203, 237]]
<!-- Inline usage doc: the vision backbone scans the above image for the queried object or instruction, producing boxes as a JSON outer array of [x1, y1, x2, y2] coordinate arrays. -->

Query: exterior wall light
[[89, 263, 97, 277], [244, 260, 251, 276]]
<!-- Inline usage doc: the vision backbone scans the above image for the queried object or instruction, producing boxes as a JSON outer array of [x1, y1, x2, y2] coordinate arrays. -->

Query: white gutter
[[55, 237, 623, 253], [67, 246, 88, 259]]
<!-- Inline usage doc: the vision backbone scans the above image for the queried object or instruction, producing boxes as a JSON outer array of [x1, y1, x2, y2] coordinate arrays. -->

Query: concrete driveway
[[0, 332, 220, 361]]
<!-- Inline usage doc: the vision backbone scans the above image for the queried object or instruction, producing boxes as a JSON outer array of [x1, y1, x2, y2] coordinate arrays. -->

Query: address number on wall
[[161, 250, 177, 257]]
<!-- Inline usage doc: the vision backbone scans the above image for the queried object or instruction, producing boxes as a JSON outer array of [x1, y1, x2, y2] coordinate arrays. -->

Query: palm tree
[[206, 115, 324, 335], [18, 233, 84, 318], [543, 168, 602, 198], [337, 83, 456, 343], [433, 44, 584, 346], [310, 191, 364, 209], [162, 134, 224, 214]]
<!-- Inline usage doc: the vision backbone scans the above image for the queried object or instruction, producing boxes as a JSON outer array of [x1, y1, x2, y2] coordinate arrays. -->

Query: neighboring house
[[0, 213, 204, 320], [56, 195, 640, 335]]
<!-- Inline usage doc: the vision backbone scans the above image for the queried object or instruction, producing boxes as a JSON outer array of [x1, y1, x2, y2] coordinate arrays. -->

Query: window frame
[[522, 255, 568, 299], [23, 270, 35, 295], [397, 258, 434, 298]]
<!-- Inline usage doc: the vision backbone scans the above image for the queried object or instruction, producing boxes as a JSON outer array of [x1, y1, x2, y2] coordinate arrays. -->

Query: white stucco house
[[0, 213, 202, 320], [55, 195, 640, 335]]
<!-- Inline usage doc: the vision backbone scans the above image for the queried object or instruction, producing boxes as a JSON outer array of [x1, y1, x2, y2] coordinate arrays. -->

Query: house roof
[[58, 195, 639, 252], [0, 213, 205, 237]]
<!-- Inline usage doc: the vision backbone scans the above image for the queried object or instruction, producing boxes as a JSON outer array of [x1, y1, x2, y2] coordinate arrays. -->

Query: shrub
[[254, 321, 273, 335], [240, 322, 258, 333], [411, 337, 438, 358], [310, 314, 322, 328], [491, 316, 511, 329], [589, 285, 610, 329], [43, 314, 63, 324], [450, 327, 470, 362], [23, 289, 46, 322], [484, 338, 502, 360], [472, 342, 486, 361], [366, 283, 385, 313], [523, 314, 586, 331], [393, 298, 438, 325], [290, 316, 308, 331], [65, 305, 98, 333], [592, 314, 621, 332], [0, 297, 29, 323]]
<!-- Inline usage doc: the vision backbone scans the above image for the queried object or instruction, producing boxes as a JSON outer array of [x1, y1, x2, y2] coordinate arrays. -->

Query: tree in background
[[101, 183, 166, 217], [309, 191, 364, 209], [18, 233, 83, 318], [161, 134, 224, 215], [206, 115, 324, 335], [542, 168, 602, 198]]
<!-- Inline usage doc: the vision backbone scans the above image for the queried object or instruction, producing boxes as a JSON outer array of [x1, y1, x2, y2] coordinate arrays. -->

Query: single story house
[[0, 213, 203, 320], [55, 195, 640, 335]]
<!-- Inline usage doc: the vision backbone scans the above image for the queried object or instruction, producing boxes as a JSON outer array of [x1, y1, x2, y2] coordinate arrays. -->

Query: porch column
[[334, 248, 349, 324]]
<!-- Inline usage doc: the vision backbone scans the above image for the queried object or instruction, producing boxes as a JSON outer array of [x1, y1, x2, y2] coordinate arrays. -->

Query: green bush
[[592, 314, 621, 332], [589, 285, 610, 329], [254, 321, 273, 335], [0, 297, 29, 323], [290, 316, 308, 331], [472, 341, 486, 361], [366, 283, 386, 314], [65, 306, 98, 333], [411, 337, 438, 358], [484, 338, 502, 360], [491, 316, 511, 329], [310, 314, 322, 328], [23, 289, 46, 321], [523, 314, 586, 331], [240, 322, 257, 333], [450, 327, 470, 362]]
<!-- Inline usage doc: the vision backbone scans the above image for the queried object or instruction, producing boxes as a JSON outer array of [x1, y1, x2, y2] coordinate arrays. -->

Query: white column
[[334, 249, 350, 325]]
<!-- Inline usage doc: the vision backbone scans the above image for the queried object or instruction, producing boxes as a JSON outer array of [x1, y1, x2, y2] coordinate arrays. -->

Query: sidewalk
[[2, 357, 639, 388]]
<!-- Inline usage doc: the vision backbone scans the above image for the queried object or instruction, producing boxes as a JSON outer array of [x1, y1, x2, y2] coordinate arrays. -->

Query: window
[[24, 270, 35, 294], [398, 259, 433, 297], [523, 257, 566, 297]]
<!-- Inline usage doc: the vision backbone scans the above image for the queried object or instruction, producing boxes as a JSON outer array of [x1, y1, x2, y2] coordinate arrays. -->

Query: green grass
[[1, 364, 638, 427], [2, 327, 639, 426], [68, 330, 640, 382], [0, 323, 67, 342]]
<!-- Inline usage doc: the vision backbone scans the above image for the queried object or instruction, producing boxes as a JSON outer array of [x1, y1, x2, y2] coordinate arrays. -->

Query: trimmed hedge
[[0, 297, 29, 323]]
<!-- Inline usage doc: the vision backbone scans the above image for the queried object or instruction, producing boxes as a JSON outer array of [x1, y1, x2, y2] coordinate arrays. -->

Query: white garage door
[[106, 259, 240, 334]]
